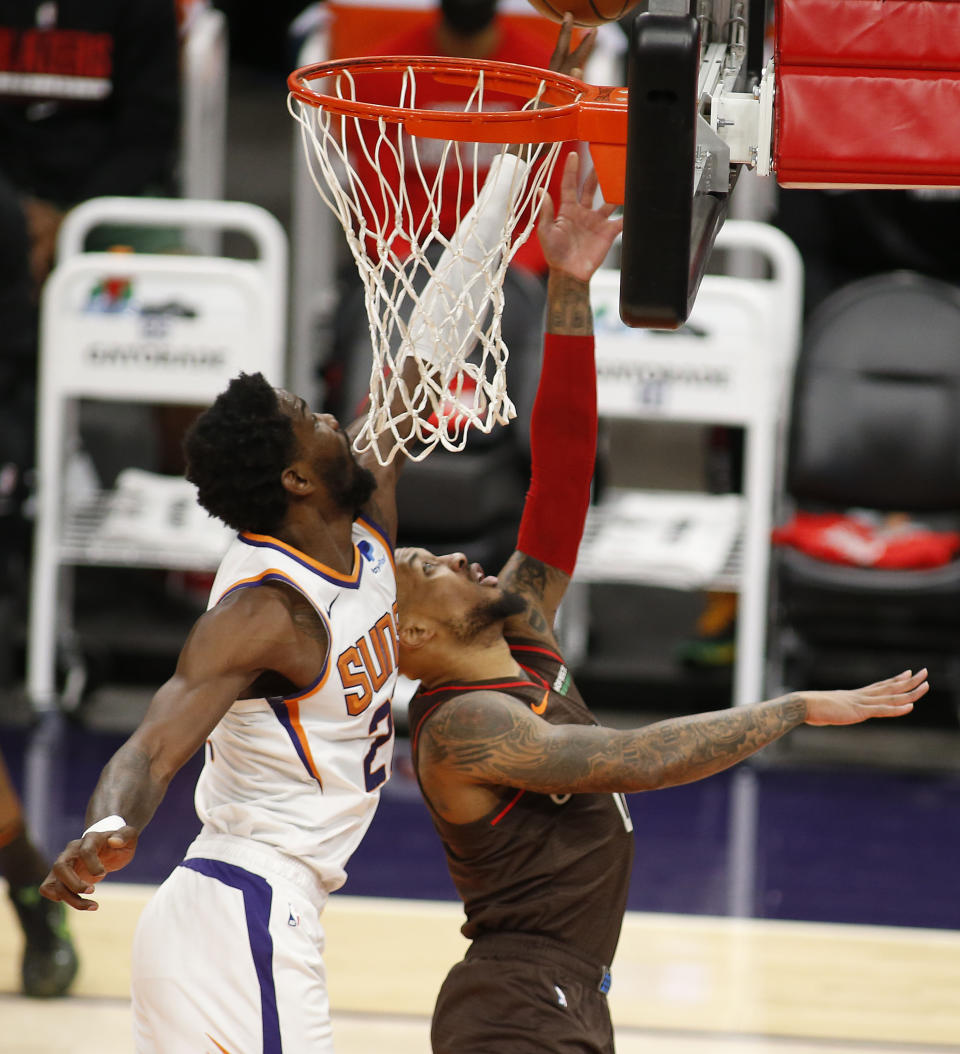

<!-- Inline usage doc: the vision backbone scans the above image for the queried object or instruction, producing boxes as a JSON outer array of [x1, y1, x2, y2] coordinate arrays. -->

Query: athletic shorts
[[431, 932, 615, 1054], [130, 857, 333, 1053]]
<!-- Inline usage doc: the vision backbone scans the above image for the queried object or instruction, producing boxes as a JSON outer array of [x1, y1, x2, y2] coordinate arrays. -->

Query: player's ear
[[281, 461, 315, 496], [398, 617, 435, 651]]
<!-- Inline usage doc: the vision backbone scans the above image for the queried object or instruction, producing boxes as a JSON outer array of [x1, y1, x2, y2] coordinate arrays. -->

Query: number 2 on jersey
[[363, 700, 394, 792]]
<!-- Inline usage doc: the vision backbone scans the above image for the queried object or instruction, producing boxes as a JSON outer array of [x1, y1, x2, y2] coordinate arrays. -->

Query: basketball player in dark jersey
[[395, 156, 929, 1053]]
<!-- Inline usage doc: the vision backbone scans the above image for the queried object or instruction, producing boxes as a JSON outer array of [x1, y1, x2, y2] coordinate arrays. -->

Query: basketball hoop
[[288, 56, 627, 464]]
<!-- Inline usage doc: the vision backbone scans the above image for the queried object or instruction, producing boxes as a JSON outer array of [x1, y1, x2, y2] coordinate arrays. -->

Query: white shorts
[[131, 858, 334, 1053]]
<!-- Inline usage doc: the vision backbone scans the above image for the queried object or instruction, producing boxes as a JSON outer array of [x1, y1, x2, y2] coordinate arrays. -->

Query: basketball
[[525, 0, 644, 26]]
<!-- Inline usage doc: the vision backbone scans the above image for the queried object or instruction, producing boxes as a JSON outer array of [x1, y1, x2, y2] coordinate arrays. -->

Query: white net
[[289, 64, 565, 464]]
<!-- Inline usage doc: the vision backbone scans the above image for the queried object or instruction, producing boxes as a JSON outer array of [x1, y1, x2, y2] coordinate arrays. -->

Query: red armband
[[516, 332, 597, 575]]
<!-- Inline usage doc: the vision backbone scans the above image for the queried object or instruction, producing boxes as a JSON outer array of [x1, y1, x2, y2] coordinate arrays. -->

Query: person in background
[[0, 0, 182, 552], [1, 747, 78, 997], [0, 0, 181, 291], [0, 0, 183, 693]]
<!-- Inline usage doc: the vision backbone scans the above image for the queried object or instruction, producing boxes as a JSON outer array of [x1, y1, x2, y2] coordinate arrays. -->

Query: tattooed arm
[[40, 583, 330, 910], [418, 671, 927, 823]]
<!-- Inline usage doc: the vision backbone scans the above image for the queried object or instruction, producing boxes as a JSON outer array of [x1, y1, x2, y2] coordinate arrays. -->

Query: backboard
[[619, 0, 766, 329]]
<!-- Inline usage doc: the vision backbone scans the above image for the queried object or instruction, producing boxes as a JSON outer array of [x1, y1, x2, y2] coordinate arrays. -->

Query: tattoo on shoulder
[[421, 693, 537, 776]]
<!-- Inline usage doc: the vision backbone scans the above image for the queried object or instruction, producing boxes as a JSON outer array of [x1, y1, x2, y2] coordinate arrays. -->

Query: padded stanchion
[[777, 0, 958, 68], [774, 0, 960, 188]]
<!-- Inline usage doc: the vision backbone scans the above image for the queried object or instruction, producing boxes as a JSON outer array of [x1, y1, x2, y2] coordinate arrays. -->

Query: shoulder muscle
[[419, 689, 552, 788]]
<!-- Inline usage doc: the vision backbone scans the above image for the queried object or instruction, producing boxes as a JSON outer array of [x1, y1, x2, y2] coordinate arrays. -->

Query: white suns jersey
[[192, 516, 398, 892]]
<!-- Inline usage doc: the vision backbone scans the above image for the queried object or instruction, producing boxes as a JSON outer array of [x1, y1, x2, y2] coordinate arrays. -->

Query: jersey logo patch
[[552, 664, 572, 695], [530, 689, 549, 716], [357, 539, 386, 574]]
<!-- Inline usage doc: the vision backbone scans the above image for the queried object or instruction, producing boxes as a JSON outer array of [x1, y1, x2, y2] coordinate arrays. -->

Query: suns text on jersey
[[337, 603, 400, 715]]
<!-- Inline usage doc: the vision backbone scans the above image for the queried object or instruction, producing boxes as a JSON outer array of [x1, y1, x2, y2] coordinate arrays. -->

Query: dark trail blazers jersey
[[409, 636, 635, 968]]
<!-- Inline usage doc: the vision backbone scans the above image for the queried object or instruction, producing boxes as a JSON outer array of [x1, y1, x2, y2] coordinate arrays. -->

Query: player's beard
[[320, 438, 376, 516], [448, 589, 527, 643]]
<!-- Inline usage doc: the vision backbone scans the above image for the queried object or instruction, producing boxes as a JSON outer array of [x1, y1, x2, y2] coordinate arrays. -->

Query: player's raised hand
[[802, 669, 928, 726], [40, 825, 139, 911], [538, 152, 623, 283]]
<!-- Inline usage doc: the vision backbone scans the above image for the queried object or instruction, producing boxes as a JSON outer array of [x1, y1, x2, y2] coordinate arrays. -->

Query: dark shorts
[[431, 932, 615, 1054]]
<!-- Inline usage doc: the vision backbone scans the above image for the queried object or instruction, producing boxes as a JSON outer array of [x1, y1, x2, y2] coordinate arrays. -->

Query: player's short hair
[[184, 372, 296, 534]]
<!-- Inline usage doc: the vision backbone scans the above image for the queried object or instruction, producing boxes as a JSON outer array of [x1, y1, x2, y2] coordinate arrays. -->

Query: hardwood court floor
[[2, 885, 958, 1053]]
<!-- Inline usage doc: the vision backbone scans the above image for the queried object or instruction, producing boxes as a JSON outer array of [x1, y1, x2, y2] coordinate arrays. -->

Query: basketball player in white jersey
[[40, 367, 403, 1050]]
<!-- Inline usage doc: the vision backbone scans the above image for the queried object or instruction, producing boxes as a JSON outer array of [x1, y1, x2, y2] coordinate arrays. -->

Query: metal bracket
[[709, 59, 775, 173]]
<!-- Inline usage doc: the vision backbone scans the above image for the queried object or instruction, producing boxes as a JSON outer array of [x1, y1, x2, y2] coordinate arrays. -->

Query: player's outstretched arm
[[497, 153, 622, 641], [39, 588, 317, 911], [421, 670, 928, 808]]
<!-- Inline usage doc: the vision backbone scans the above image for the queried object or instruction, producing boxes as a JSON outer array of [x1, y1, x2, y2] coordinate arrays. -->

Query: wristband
[[83, 814, 127, 837]]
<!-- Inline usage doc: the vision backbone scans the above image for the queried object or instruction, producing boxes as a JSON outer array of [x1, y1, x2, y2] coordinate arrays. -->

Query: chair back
[[788, 271, 960, 511]]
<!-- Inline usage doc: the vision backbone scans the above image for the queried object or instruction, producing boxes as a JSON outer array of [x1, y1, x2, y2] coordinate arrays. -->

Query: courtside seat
[[771, 271, 960, 724]]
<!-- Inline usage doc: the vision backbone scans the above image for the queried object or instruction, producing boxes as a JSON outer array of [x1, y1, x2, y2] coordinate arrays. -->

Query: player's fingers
[[45, 879, 99, 911], [78, 841, 107, 879], [902, 679, 930, 702], [870, 679, 929, 707], [580, 165, 599, 204], [537, 187, 556, 229], [569, 27, 598, 74], [561, 150, 580, 195], [107, 827, 137, 849], [548, 13, 575, 72], [892, 671, 929, 694], [862, 669, 923, 693], [863, 701, 915, 718], [49, 858, 96, 898]]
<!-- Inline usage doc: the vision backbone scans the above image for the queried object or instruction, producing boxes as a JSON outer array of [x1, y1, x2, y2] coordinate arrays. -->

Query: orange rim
[[287, 55, 627, 147]]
